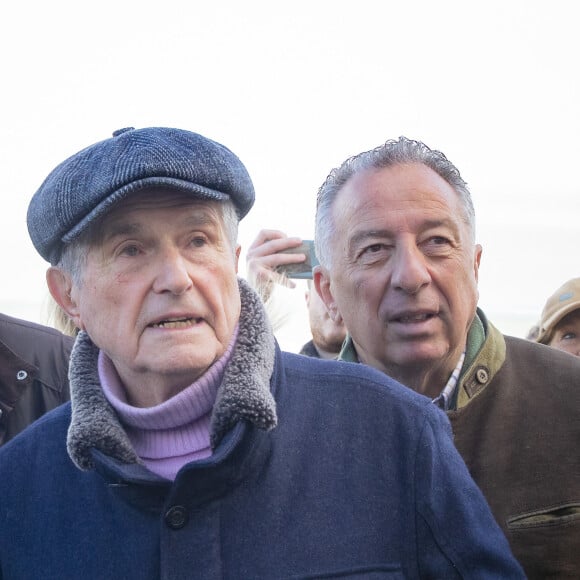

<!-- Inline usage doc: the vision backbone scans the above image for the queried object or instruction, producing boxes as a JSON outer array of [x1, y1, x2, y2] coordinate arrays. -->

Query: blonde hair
[[44, 293, 79, 337]]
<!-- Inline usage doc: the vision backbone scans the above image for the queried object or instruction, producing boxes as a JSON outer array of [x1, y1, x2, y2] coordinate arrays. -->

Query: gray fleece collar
[[67, 278, 277, 471]]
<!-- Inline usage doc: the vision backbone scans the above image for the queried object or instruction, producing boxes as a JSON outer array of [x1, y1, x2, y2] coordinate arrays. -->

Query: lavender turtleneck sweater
[[99, 327, 238, 480]]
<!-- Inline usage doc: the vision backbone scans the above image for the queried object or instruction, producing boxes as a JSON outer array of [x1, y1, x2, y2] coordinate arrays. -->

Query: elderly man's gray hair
[[314, 136, 475, 269]]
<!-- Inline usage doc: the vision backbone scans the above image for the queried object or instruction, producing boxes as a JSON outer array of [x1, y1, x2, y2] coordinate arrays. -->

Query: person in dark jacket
[[0, 312, 72, 445], [314, 136, 580, 579], [0, 127, 524, 579]]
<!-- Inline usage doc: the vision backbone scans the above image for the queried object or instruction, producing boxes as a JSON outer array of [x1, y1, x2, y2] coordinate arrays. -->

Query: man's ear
[[473, 243, 482, 283], [46, 267, 84, 331], [234, 244, 241, 274], [313, 266, 342, 323]]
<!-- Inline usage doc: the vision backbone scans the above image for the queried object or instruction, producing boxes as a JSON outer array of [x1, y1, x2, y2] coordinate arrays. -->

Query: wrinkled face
[[306, 284, 347, 355], [62, 190, 240, 396], [318, 163, 481, 378], [548, 310, 580, 356]]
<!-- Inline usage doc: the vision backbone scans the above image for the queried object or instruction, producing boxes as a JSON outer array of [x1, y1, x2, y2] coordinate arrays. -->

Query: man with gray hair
[[0, 127, 524, 579], [314, 136, 580, 579]]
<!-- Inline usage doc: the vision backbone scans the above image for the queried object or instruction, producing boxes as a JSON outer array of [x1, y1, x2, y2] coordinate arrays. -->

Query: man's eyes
[[113, 235, 210, 256], [357, 236, 452, 260], [361, 234, 451, 250]]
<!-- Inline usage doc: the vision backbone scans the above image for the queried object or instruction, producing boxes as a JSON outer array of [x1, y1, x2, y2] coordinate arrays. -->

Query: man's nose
[[390, 245, 431, 295], [152, 248, 193, 295]]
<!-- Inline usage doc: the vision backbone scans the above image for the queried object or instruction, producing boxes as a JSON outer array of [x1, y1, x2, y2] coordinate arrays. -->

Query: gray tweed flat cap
[[27, 127, 255, 263]]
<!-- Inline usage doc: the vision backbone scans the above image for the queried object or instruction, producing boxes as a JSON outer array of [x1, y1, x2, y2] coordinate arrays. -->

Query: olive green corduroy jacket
[[341, 308, 580, 579]]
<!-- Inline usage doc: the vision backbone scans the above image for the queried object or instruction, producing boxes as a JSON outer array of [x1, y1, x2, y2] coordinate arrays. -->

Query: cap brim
[[537, 299, 580, 343]]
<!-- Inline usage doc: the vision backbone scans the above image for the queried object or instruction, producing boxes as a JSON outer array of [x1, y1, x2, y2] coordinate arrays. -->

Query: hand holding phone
[[275, 240, 318, 279]]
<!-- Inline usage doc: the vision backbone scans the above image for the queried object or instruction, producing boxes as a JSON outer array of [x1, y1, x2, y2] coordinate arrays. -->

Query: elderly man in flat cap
[[0, 127, 524, 579]]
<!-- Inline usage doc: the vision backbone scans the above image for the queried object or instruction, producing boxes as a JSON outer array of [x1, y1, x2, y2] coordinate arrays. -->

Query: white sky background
[[1, 0, 578, 352]]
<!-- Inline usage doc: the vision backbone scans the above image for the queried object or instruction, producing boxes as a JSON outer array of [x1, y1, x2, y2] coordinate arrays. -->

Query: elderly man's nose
[[153, 252, 193, 294], [391, 247, 430, 294]]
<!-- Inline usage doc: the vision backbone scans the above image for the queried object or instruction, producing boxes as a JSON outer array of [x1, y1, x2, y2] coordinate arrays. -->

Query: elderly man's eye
[[357, 243, 390, 264], [190, 236, 207, 248], [120, 244, 141, 256], [363, 243, 384, 254]]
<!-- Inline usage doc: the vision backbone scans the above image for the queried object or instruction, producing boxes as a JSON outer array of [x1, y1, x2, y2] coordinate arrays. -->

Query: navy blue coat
[[0, 348, 524, 579]]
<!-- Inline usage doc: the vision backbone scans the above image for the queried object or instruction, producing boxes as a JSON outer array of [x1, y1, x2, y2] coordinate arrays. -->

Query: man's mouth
[[393, 312, 436, 323], [149, 317, 202, 329]]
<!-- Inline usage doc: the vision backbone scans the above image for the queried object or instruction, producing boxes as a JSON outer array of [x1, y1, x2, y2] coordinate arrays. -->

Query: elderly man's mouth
[[149, 317, 202, 329], [395, 313, 435, 323]]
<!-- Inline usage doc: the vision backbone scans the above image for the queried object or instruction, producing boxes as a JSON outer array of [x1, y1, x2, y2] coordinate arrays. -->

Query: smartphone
[[275, 240, 319, 279]]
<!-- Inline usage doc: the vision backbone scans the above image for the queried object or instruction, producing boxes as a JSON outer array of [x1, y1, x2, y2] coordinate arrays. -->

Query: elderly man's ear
[[46, 267, 84, 331], [313, 267, 343, 324], [235, 244, 241, 272]]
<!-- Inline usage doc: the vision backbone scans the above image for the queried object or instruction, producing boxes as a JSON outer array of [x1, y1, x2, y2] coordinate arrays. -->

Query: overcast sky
[[1, 0, 578, 351]]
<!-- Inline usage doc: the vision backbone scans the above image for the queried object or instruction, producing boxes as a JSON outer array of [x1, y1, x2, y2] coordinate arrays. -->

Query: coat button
[[165, 505, 188, 529], [475, 368, 489, 384], [16, 370, 28, 381]]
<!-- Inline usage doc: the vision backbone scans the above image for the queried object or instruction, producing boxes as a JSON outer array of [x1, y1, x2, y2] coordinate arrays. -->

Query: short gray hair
[[58, 198, 239, 284], [314, 136, 475, 269]]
